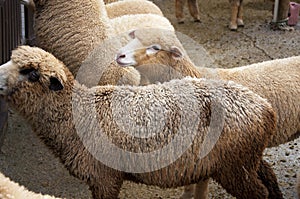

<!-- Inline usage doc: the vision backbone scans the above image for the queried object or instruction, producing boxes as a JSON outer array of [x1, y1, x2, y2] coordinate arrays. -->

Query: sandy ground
[[0, 0, 300, 198]]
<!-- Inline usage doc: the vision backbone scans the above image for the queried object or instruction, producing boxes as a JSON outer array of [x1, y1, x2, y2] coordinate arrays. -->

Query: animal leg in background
[[176, 0, 200, 23], [229, 0, 244, 30], [187, 0, 200, 22], [176, 0, 186, 23]]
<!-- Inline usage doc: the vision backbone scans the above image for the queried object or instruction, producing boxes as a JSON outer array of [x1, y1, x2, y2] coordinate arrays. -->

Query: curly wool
[[105, 0, 163, 18], [0, 173, 62, 199], [0, 46, 278, 199]]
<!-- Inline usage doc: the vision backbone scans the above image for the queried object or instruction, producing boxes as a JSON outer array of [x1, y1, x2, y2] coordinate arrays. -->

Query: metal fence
[[1, 0, 34, 64], [0, 0, 34, 150]]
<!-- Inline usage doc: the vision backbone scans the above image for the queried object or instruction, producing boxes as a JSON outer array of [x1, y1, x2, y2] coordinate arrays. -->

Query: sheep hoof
[[237, 18, 244, 27], [229, 22, 237, 31], [194, 18, 201, 23], [229, 25, 238, 31], [177, 18, 185, 24]]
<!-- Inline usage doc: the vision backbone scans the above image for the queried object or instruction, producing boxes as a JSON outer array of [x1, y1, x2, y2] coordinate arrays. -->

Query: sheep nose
[[116, 53, 126, 59], [116, 53, 126, 64]]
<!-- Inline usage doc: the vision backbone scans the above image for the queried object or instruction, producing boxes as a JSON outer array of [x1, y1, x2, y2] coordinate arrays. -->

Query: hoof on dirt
[[229, 25, 237, 31], [194, 17, 201, 23], [237, 18, 244, 27], [177, 18, 185, 24]]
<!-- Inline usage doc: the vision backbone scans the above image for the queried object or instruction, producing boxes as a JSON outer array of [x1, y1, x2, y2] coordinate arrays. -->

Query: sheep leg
[[187, 0, 201, 22], [229, 0, 240, 30], [89, 176, 123, 199], [213, 166, 268, 199], [180, 184, 194, 199], [180, 179, 209, 199], [194, 179, 209, 199], [237, 0, 244, 27], [257, 159, 283, 199], [176, 0, 186, 23]]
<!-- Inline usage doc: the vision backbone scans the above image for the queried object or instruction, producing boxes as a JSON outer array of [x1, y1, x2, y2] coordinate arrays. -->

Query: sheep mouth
[[116, 59, 135, 67], [0, 86, 7, 95]]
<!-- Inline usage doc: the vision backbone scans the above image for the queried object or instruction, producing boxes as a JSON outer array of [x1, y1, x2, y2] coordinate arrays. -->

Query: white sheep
[[116, 29, 300, 198], [117, 29, 300, 148], [0, 172, 62, 199], [0, 45, 282, 199]]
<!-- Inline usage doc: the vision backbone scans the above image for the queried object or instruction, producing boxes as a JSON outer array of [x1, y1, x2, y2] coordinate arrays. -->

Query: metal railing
[[0, 0, 35, 150]]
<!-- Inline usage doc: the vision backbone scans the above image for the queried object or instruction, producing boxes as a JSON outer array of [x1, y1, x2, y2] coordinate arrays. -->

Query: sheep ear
[[49, 77, 64, 91], [170, 46, 183, 59], [128, 30, 136, 39]]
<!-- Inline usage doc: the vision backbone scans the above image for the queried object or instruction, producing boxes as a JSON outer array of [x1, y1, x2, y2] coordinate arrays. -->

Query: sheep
[[117, 29, 300, 148], [0, 172, 62, 199], [32, 0, 173, 87], [116, 29, 299, 198], [0, 45, 282, 199]]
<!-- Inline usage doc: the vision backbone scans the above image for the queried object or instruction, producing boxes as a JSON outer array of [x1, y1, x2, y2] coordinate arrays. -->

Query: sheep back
[[72, 77, 275, 187], [106, 0, 163, 19], [215, 57, 300, 147]]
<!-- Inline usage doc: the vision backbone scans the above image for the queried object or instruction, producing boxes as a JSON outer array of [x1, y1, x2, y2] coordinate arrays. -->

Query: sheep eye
[[20, 68, 40, 82], [151, 45, 161, 51], [20, 68, 35, 75]]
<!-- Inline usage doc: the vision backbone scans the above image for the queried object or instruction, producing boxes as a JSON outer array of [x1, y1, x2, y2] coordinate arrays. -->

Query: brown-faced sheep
[[32, 0, 173, 86], [116, 29, 300, 199], [0, 45, 281, 199], [0, 172, 62, 199]]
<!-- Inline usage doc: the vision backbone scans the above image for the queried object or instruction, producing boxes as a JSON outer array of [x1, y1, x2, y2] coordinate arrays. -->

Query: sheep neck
[[7, 78, 107, 180], [34, 0, 114, 75]]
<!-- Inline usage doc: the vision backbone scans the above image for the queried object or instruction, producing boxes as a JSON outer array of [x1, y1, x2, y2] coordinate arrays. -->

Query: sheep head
[[115, 29, 193, 83], [0, 46, 69, 106], [116, 29, 185, 67]]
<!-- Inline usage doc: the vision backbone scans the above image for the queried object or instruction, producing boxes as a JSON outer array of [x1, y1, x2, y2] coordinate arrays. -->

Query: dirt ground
[[0, 0, 300, 198]]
